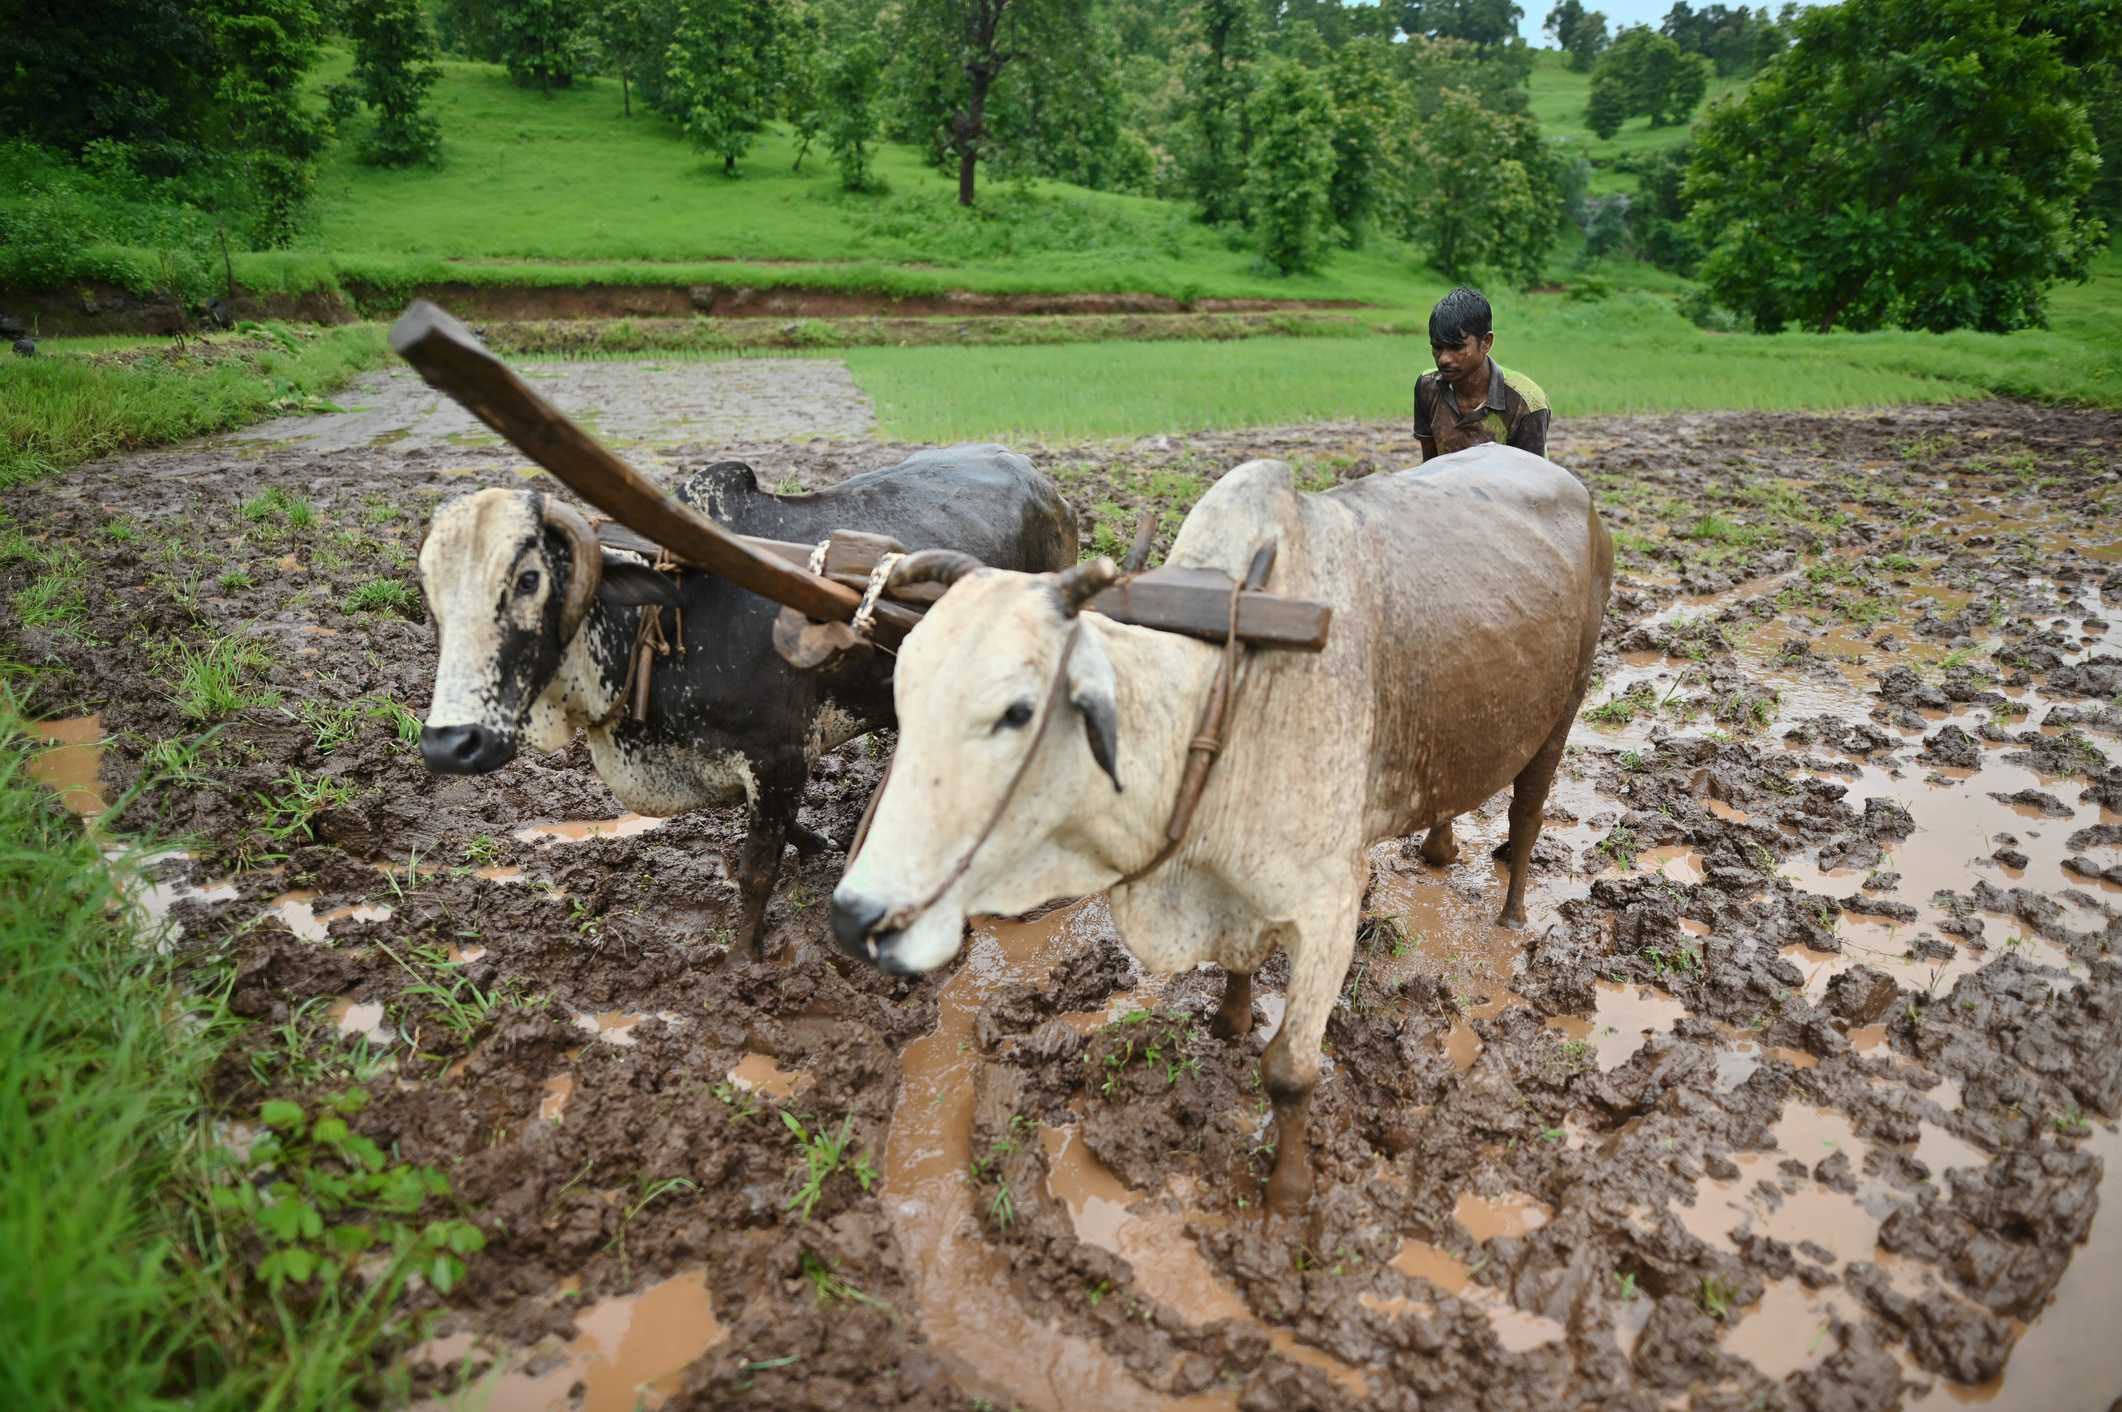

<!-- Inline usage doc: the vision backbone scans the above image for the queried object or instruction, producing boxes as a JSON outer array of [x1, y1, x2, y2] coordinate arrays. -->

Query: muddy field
[[6, 393, 2121, 1412]]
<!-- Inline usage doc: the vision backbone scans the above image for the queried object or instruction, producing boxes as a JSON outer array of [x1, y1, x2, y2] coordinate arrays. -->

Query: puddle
[[27, 715, 104, 814], [1385, 1236, 1567, 1352], [572, 1011, 680, 1046], [262, 891, 393, 942], [327, 997, 390, 1040], [1545, 980, 1691, 1071], [439, 1267, 727, 1412], [887, 896, 1255, 1412], [1675, 1106, 1896, 1265], [724, 1052, 813, 1100], [1723, 1275, 1848, 1380], [538, 1074, 573, 1122], [514, 814, 666, 846], [1452, 1190, 1551, 1242], [1903, 1120, 2122, 1412]]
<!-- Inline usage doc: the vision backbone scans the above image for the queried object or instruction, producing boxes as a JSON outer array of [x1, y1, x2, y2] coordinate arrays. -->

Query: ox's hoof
[[1209, 1005, 1256, 1041], [1495, 907, 1528, 931], [1418, 827, 1459, 868], [1264, 1159, 1314, 1219]]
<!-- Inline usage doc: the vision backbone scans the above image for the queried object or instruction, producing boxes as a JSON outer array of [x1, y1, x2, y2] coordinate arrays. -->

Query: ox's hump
[[676, 461, 762, 517]]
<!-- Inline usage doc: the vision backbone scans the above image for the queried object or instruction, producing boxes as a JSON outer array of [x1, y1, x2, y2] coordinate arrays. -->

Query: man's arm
[[1412, 374, 1437, 461]]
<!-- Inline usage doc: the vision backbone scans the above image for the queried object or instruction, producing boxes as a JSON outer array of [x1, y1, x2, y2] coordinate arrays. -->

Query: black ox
[[416, 446, 1077, 961]]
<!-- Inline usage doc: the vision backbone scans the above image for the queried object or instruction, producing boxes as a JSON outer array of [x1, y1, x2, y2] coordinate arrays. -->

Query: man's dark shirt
[[1414, 358, 1551, 459]]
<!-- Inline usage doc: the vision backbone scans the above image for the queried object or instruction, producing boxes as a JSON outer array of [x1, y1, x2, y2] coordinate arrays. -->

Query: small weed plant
[[166, 634, 278, 720], [783, 1112, 878, 1221]]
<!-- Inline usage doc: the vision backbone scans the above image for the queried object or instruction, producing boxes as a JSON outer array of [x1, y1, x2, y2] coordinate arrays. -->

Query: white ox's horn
[[1049, 557, 1117, 616], [888, 548, 984, 592], [541, 496, 601, 644]]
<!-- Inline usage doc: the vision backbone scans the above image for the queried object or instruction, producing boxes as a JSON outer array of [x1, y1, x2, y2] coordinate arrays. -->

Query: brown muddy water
[[6, 397, 2122, 1411]]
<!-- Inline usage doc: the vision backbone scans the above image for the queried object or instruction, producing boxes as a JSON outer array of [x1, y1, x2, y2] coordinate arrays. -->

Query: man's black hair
[[1429, 286, 1492, 347]]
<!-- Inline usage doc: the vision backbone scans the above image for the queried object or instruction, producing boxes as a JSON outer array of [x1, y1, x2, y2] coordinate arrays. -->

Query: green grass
[[844, 276, 2122, 439], [239, 53, 1449, 311], [0, 721, 217, 1410], [1529, 48, 1746, 196], [0, 325, 385, 484]]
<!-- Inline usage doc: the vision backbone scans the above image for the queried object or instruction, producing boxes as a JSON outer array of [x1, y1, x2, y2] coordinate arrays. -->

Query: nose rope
[[861, 618, 1083, 940]]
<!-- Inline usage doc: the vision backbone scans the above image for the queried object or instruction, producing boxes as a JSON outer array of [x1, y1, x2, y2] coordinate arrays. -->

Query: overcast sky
[[1510, 0, 1820, 45]]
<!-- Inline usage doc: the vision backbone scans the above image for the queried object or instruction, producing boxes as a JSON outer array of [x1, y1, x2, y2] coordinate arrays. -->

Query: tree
[[0, 0, 223, 168], [1659, 2, 1787, 77], [1543, 0, 1607, 70], [822, 30, 885, 190], [1616, 141, 1700, 269], [1398, 0, 1523, 49], [206, 0, 332, 246], [1326, 38, 1402, 243], [1178, 0, 1258, 223], [1245, 59, 1336, 273], [1585, 68, 1626, 136], [1402, 85, 1562, 284], [1587, 25, 1708, 129], [496, 0, 590, 95], [345, 0, 443, 163], [665, 0, 788, 173], [593, 0, 663, 115], [1688, 0, 2106, 333], [777, 5, 826, 170]]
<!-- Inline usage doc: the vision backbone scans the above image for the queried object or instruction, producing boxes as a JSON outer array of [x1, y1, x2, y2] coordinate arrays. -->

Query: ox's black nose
[[420, 723, 517, 774], [830, 892, 894, 965]]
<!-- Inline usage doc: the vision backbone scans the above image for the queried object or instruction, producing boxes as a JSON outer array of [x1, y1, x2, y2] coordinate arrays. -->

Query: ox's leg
[[1418, 816, 1460, 867], [726, 753, 809, 967], [1260, 901, 1355, 1218], [1498, 721, 1571, 930], [788, 820, 835, 857], [1210, 968, 1253, 1040]]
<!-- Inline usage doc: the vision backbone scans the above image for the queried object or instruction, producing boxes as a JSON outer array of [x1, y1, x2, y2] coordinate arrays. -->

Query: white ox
[[829, 447, 1612, 1213]]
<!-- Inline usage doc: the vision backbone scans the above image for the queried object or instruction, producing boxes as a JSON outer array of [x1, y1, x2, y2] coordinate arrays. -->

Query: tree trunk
[[958, 142, 977, 206], [622, 69, 631, 117]]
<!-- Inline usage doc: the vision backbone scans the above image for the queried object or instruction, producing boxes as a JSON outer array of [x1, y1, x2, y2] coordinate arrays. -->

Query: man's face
[[1430, 331, 1494, 385]]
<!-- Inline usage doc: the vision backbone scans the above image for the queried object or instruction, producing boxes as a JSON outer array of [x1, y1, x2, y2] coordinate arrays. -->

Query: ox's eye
[[515, 569, 541, 595], [995, 700, 1035, 731]]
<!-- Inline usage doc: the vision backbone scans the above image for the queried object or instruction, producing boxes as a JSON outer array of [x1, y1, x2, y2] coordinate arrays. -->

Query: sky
[[1511, 0, 1818, 46]]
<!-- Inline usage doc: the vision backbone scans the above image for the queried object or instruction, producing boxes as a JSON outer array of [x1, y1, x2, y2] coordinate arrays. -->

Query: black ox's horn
[[541, 495, 602, 644], [1051, 557, 1117, 616], [888, 548, 985, 593]]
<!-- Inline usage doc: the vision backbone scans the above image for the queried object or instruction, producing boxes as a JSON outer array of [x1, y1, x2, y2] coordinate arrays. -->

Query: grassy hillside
[[1528, 48, 1742, 195], [293, 54, 1451, 311]]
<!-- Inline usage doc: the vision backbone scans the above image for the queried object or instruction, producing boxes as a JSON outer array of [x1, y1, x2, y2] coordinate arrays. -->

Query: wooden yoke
[[387, 299, 921, 645]]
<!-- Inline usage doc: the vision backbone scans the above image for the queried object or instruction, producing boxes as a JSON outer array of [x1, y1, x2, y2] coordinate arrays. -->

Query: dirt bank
[[0, 280, 1369, 338], [3, 397, 2118, 1411]]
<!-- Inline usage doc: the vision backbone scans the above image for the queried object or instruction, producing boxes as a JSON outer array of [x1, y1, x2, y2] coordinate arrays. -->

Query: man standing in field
[[1410, 285, 1553, 870], [1414, 287, 1550, 462]]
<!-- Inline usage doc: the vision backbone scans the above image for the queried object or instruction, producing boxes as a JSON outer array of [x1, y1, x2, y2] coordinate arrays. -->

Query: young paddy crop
[[2, 394, 2120, 1410]]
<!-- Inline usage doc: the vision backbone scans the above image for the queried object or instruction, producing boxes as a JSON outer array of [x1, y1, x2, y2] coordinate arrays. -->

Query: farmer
[[1414, 286, 1550, 462]]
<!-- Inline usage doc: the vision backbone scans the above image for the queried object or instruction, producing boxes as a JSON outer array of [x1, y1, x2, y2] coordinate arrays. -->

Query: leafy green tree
[[1587, 25, 1709, 128], [1397, 32, 1532, 118], [822, 30, 886, 189], [1179, 0, 1259, 224], [1585, 68, 1626, 136], [665, 0, 788, 173], [1244, 59, 1336, 273], [1543, 0, 1608, 70], [593, 0, 663, 115], [1688, 0, 2106, 332], [777, 6, 826, 170], [1399, 0, 1523, 49], [1616, 141, 1700, 269], [886, 0, 1099, 204], [1326, 38, 1402, 244], [1659, 2, 1787, 77], [206, 0, 332, 246], [345, 0, 443, 164], [496, 0, 591, 95], [1402, 85, 1562, 284], [0, 0, 223, 166]]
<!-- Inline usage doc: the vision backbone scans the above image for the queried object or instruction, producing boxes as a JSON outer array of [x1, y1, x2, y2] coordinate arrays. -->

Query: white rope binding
[[852, 551, 905, 639], [806, 538, 831, 577]]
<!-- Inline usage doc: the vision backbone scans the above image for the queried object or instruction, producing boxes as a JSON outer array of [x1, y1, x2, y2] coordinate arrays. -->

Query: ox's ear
[[1067, 630, 1122, 792], [596, 552, 682, 608]]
